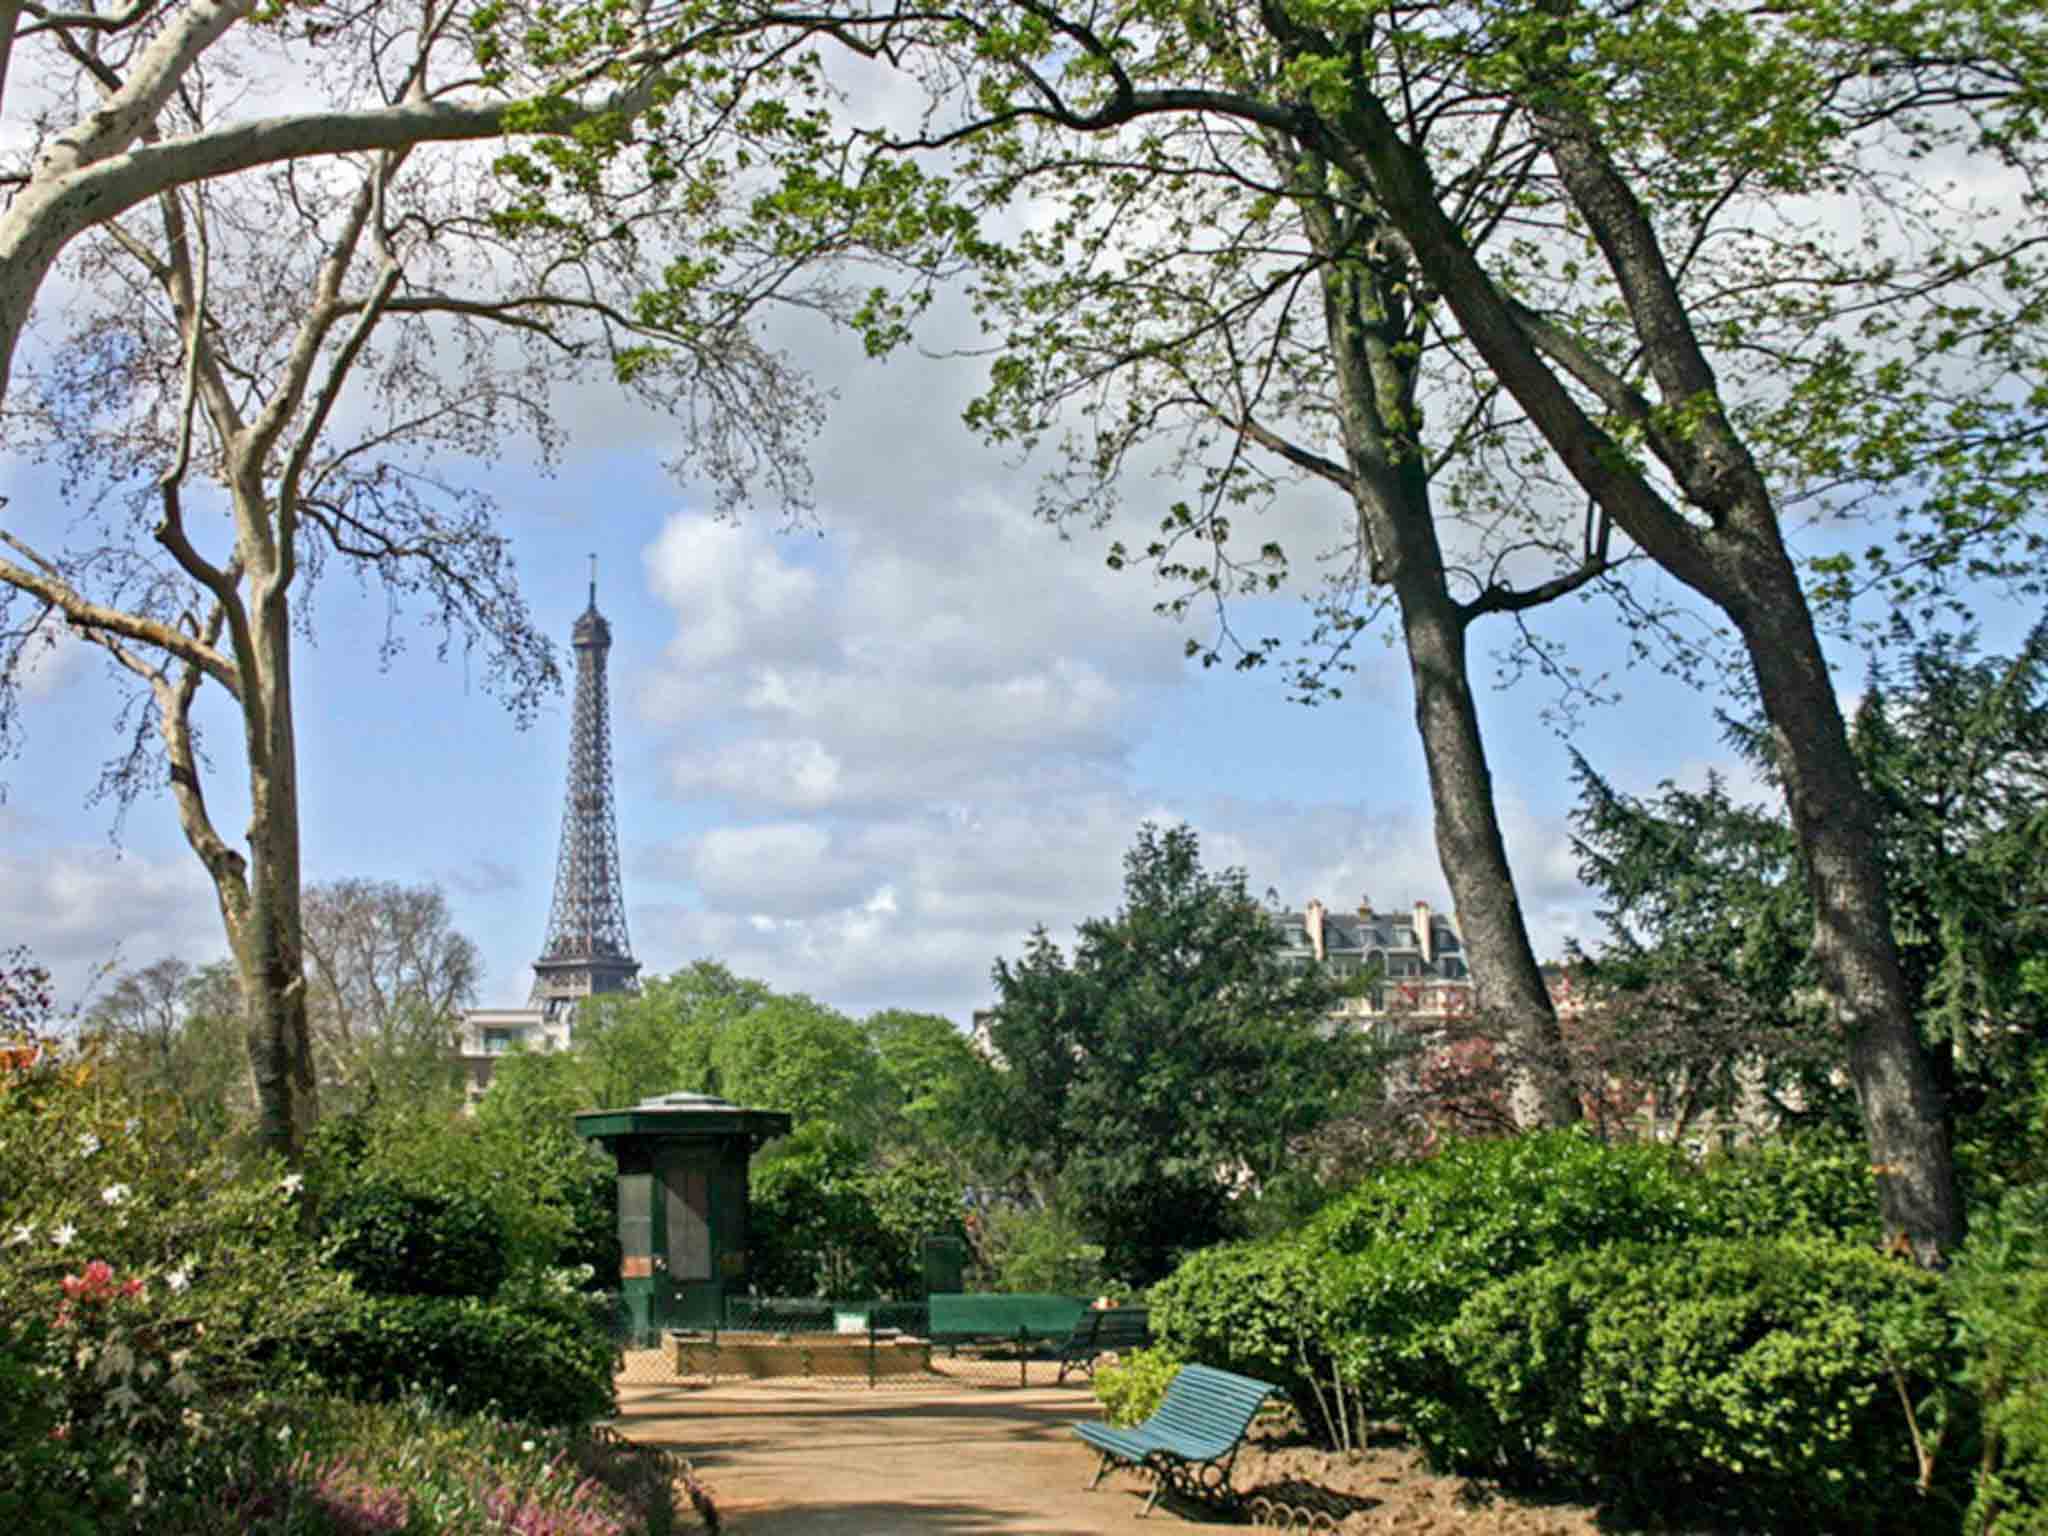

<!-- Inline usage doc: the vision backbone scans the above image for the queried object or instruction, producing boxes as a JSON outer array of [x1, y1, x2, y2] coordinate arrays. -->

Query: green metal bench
[[1055, 1304, 1152, 1384], [926, 1292, 1089, 1348], [1073, 1362, 1276, 1517]]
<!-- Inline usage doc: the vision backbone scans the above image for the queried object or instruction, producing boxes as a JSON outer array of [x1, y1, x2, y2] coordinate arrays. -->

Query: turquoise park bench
[[1073, 1362, 1277, 1517], [1054, 1304, 1152, 1384]]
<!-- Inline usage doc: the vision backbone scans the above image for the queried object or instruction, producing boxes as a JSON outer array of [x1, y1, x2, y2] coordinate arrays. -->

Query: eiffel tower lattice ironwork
[[532, 558, 640, 1020]]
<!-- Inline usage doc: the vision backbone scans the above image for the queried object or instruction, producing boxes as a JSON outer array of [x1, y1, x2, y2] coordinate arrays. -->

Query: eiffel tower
[[531, 557, 640, 1024]]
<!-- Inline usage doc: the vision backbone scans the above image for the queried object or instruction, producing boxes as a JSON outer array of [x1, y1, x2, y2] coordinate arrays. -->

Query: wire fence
[[609, 1297, 1113, 1391]]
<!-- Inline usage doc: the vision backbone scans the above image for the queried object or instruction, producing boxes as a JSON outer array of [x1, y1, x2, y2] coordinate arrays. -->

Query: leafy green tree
[[986, 822, 1364, 1284], [783, 0, 2048, 1258], [748, 1126, 966, 1298], [1572, 624, 2048, 1168], [863, 1008, 1005, 1175]]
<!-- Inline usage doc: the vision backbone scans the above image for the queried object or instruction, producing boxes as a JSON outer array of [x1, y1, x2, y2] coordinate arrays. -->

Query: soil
[[1230, 1422, 1606, 1535]]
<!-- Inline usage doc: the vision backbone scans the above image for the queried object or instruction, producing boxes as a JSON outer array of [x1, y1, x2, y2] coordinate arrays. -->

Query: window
[[482, 1028, 522, 1054]]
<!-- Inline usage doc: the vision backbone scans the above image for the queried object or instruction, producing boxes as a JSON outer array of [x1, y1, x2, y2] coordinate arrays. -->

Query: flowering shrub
[[0, 1032, 352, 1519]]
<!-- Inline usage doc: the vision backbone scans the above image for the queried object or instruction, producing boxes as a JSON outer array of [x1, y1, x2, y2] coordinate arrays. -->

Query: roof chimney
[[1357, 895, 1373, 921], [1304, 899, 1326, 963]]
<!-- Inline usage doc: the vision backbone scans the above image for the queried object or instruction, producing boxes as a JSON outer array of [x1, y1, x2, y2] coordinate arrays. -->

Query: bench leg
[[1086, 1449, 1116, 1491]]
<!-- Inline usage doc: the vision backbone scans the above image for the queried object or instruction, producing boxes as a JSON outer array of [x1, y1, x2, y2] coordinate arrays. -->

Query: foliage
[[748, 1126, 966, 1298], [0, 1314, 128, 1533], [139, 1394, 681, 1536], [1093, 1346, 1184, 1429], [323, 1181, 510, 1299], [1152, 1129, 1888, 1446], [1954, 1186, 2048, 1536], [1441, 1237, 1960, 1533], [1573, 624, 2048, 1153], [864, 1008, 1005, 1174], [296, 1289, 619, 1430], [975, 1202, 1106, 1297], [311, 1092, 608, 1285], [986, 823, 1362, 1283]]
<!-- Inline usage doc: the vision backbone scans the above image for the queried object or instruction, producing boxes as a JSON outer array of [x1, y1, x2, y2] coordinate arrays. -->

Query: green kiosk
[[574, 1091, 792, 1343]]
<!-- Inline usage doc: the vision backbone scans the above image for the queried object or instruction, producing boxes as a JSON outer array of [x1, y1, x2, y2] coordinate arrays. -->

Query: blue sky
[[2, 297, 2015, 1028]]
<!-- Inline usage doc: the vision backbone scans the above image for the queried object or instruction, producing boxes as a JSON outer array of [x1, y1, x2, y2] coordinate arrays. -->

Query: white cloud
[[0, 842, 226, 1010]]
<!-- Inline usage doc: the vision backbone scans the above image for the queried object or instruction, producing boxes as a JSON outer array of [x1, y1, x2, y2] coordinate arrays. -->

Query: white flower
[[522, 1440, 536, 1453], [5, 1221, 33, 1247], [77, 1133, 100, 1156], [277, 1424, 291, 1444], [51, 1221, 77, 1249], [166, 1267, 191, 1295], [122, 1117, 139, 1136], [279, 1174, 303, 1197], [101, 1183, 130, 1206]]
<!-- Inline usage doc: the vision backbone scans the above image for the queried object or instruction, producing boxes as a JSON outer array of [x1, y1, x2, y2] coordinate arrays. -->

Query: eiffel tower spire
[[532, 556, 640, 1020]]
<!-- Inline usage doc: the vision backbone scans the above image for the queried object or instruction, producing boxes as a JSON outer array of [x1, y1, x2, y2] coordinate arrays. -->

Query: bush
[[978, 1203, 1107, 1297], [1442, 1236, 1959, 1533], [1150, 1129, 1898, 1451], [298, 1289, 619, 1428], [1149, 1237, 1319, 1415], [1695, 1127, 1882, 1242], [1094, 1346, 1183, 1427], [1956, 1186, 2048, 1536], [323, 1180, 510, 1297]]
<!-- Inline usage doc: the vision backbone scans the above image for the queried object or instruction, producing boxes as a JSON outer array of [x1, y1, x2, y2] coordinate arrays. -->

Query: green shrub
[[1695, 1127, 1882, 1242], [1443, 1236, 1958, 1533], [0, 1315, 127, 1533], [323, 1180, 510, 1297], [298, 1289, 618, 1428], [1093, 1346, 1184, 1427], [1149, 1236, 1317, 1396], [1957, 1186, 2048, 1536]]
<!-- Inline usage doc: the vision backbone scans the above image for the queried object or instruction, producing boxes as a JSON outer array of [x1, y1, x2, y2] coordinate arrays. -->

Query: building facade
[[1273, 896, 1474, 1031]]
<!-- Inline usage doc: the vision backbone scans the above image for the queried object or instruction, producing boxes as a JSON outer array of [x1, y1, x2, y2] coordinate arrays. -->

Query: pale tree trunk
[[1306, 177, 1580, 1128], [237, 574, 318, 1161]]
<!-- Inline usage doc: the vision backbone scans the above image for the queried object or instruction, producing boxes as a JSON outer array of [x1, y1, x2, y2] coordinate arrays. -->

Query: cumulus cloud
[[0, 842, 225, 1009]]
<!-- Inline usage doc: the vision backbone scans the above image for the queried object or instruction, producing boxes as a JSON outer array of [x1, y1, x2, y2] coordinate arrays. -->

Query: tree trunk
[[1728, 541, 1961, 1259], [1312, 208, 1578, 1128], [1399, 584, 1579, 1128], [238, 565, 317, 1164]]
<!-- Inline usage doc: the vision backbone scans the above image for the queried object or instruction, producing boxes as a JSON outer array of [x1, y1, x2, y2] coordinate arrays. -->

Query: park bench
[[1073, 1362, 1276, 1518], [1054, 1304, 1152, 1384], [926, 1292, 1089, 1351]]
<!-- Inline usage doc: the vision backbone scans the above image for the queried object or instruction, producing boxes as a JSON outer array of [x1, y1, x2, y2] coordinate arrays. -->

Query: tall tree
[[301, 877, 479, 1094], [986, 822, 1363, 1283], [0, 0, 928, 1161], [805, 0, 2048, 1258], [944, 27, 1602, 1125]]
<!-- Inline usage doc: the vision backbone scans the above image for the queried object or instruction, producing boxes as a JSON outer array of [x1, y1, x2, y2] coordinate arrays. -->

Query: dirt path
[[613, 1376, 1616, 1534], [613, 1378, 1221, 1534]]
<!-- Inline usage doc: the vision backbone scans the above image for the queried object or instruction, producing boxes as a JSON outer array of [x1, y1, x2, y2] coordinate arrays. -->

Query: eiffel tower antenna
[[531, 564, 639, 1019]]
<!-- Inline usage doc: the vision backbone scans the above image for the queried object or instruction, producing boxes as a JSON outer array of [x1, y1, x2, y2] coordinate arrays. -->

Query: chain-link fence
[[610, 1295, 1114, 1390]]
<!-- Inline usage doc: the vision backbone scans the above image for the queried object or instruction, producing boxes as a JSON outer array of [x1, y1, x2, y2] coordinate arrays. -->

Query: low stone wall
[[665, 1330, 934, 1381]]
